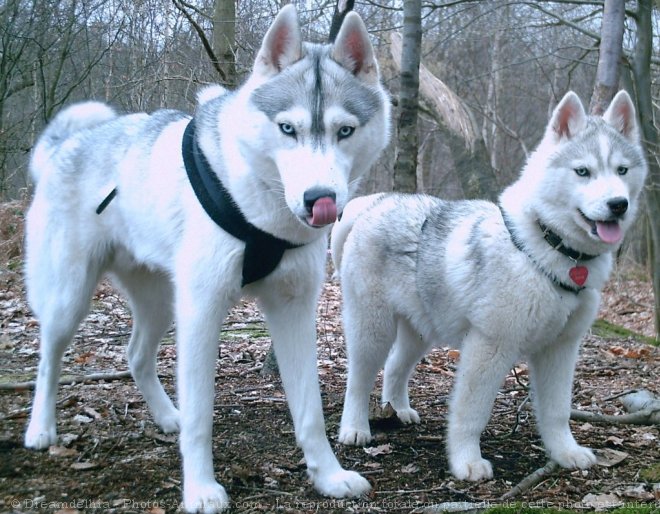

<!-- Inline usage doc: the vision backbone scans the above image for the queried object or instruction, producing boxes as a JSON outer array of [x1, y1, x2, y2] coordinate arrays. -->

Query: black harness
[[96, 118, 302, 286], [181, 119, 301, 286]]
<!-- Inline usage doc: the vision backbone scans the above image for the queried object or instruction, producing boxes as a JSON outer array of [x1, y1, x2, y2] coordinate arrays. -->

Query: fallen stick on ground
[[570, 389, 660, 425], [500, 460, 560, 500], [0, 370, 132, 391], [570, 407, 659, 425]]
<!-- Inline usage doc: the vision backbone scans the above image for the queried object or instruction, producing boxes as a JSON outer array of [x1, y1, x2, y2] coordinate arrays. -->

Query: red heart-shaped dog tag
[[569, 266, 588, 286]]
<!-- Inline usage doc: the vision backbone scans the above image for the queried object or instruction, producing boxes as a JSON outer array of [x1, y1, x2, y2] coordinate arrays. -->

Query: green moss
[[6, 258, 22, 271], [639, 462, 660, 482], [484, 507, 573, 514], [221, 324, 269, 340], [592, 319, 658, 347], [480, 506, 659, 514], [610, 508, 660, 514], [0, 372, 33, 385]]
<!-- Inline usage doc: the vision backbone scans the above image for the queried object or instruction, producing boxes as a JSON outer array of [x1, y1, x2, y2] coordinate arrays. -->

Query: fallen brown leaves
[[0, 255, 658, 512], [598, 266, 656, 339]]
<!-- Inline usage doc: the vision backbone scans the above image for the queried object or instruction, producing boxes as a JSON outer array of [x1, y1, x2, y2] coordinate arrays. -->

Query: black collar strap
[[182, 118, 301, 286], [499, 206, 583, 294], [537, 220, 597, 262]]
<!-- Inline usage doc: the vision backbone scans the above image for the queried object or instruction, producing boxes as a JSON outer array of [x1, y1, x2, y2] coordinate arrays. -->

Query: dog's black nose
[[304, 187, 336, 212], [607, 197, 628, 217]]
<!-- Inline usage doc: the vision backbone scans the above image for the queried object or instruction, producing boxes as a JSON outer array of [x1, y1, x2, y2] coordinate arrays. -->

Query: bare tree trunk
[[589, 0, 624, 115], [328, 0, 354, 43], [213, 0, 236, 87], [391, 30, 497, 201], [393, 0, 422, 193], [173, 0, 227, 84], [631, 0, 660, 340], [590, 0, 658, 339]]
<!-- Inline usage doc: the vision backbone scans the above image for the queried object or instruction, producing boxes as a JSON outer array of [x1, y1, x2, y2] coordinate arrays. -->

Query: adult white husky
[[24, 6, 390, 512], [333, 91, 647, 481]]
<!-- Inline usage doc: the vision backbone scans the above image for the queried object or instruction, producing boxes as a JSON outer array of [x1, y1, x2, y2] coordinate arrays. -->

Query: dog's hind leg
[[259, 290, 372, 499], [24, 257, 102, 450], [338, 296, 397, 446], [381, 317, 429, 424], [110, 267, 179, 433]]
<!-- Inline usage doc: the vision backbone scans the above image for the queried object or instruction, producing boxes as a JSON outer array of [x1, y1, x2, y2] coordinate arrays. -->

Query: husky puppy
[[24, 6, 390, 512], [334, 91, 647, 480]]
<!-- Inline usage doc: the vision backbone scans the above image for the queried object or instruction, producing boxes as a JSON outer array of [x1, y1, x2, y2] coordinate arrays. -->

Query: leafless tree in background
[[590, 0, 625, 115], [392, 0, 422, 192], [629, 0, 660, 337], [213, 0, 237, 86], [0, 0, 657, 336]]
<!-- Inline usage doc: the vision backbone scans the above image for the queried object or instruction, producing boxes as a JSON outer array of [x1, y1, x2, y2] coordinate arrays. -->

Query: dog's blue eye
[[279, 123, 296, 137], [574, 167, 590, 177], [617, 165, 628, 175], [337, 126, 355, 139]]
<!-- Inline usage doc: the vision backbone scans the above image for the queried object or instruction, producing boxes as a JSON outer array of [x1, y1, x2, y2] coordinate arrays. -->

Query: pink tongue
[[596, 221, 622, 244], [310, 197, 337, 226]]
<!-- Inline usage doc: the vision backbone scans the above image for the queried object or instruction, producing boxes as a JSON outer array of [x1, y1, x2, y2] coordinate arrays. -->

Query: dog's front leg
[[447, 328, 516, 481], [529, 295, 598, 471], [259, 291, 371, 499], [529, 336, 596, 470], [176, 286, 232, 514]]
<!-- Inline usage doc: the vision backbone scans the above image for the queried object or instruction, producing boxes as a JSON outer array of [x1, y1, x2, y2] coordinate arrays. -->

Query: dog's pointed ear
[[603, 90, 639, 142], [254, 5, 302, 78], [548, 91, 587, 141], [331, 12, 379, 85]]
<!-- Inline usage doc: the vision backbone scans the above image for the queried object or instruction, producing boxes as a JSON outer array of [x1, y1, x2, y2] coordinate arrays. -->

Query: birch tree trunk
[[393, 0, 422, 193], [589, 0, 624, 115]]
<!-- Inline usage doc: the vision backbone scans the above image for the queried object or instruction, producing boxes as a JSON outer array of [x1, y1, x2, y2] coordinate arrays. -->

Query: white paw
[[183, 482, 229, 514], [450, 456, 493, 481], [314, 469, 371, 498], [338, 427, 372, 446], [552, 445, 597, 470], [25, 423, 57, 450], [154, 409, 180, 434], [395, 407, 420, 424]]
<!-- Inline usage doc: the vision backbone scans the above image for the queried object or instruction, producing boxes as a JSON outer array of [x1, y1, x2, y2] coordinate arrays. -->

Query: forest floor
[[0, 201, 658, 514]]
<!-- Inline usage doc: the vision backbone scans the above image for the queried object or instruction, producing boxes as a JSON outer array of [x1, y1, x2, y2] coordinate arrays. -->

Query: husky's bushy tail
[[30, 102, 117, 182], [330, 193, 386, 278]]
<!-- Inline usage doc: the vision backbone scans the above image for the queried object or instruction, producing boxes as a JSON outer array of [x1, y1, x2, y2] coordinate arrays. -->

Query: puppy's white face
[[527, 91, 648, 253]]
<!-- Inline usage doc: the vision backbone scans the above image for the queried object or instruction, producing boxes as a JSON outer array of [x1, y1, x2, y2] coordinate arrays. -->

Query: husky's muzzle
[[579, 195, 629, 244], [304, 187, 338, 227]]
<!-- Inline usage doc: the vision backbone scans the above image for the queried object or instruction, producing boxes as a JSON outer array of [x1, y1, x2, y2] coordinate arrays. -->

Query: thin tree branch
[[172, 0, 227, 82], [0, 370, 133, 391], [500, 460, 560, 500], [570, 407, 660, 425]]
